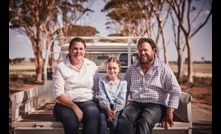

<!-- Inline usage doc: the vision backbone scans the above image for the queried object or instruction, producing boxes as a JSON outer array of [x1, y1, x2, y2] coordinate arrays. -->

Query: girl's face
[[106, 62, 120, 78], [69, 42, 86, 60]]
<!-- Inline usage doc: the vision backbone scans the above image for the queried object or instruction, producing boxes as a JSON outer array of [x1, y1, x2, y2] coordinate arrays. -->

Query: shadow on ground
[[192, 121, 212, 134]]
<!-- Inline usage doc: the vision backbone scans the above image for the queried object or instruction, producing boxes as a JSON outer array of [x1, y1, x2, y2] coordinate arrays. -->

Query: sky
[[9, 0, 212, 62]]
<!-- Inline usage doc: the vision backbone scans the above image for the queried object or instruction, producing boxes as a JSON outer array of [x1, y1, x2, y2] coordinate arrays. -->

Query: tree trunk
[[35, 45, 44, 83], [177, 48, 184, 82], [186, 38, 193, 83]]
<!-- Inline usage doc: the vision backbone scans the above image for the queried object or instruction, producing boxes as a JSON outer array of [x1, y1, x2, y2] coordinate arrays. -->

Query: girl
[[98, 57, 127, 134]]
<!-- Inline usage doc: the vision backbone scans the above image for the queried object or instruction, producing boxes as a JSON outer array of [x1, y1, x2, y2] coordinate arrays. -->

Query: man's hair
[[137, 38, 157, 52]]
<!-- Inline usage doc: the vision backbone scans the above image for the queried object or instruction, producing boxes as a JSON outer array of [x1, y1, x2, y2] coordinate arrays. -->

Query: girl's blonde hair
[[105, 57, 121, 71]]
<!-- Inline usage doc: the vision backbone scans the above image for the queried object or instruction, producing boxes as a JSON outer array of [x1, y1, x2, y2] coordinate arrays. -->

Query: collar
[[64, 57, 89, 68], [135, 55, 160, 74]]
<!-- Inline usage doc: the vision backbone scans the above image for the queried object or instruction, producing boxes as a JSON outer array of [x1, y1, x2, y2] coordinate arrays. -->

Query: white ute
[[11, 36, 192, 134]]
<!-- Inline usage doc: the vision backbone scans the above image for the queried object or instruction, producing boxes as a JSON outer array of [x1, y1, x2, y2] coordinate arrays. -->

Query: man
[[116, 38, 181, 134]]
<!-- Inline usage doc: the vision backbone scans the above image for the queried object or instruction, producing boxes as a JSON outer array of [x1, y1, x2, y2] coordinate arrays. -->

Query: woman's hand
[[72, 106, 83, 122]]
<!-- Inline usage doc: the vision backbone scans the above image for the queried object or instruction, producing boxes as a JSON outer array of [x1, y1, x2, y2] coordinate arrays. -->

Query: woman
[[52, 37, 100, 134]]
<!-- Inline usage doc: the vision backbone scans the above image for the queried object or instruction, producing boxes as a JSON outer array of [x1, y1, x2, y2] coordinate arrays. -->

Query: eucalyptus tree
[[55, 0, 96, 45], [9, 0, 96, 82], [9, 0, 59, 82], [147, 0, 171, 65], [166, 0, 212, 83], [102, 0, 172, 65], [102, 0, 149, 38], [45, 0, 96, 73]]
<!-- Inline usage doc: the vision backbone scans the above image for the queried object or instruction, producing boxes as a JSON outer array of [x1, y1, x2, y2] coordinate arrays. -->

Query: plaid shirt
[[124, 57, 181, 109]]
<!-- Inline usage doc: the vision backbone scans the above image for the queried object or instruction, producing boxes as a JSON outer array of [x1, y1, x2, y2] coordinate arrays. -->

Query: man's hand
[[161, 107, 174, 129]]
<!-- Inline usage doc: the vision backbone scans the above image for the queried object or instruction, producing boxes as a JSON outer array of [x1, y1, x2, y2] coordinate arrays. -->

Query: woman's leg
[[53, 102, 79, 134], [78, 100, 100, 134]]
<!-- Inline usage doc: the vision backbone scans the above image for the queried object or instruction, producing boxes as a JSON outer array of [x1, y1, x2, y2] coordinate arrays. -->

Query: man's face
[[138, 42, 155, 65]]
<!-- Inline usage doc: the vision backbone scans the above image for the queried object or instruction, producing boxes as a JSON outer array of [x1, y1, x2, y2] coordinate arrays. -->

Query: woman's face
[[69, 42, 86, 60]]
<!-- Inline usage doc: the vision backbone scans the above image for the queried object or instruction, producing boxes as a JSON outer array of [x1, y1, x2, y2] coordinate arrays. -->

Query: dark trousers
[[116, 102, 166, 134], [53, 100, 100, 134], [99, 109, 120, 134]]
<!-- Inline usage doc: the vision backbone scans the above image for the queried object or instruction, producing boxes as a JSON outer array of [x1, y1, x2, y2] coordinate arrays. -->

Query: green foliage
[[66, 25, 99, 36], [102, 0, 149, 36]]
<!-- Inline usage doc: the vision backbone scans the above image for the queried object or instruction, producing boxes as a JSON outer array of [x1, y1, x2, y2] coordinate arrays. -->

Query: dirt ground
[[180, 85, 212, 134]]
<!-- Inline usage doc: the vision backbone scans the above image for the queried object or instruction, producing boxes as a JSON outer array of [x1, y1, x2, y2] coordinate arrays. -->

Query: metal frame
[[43, 36, 141, 83]]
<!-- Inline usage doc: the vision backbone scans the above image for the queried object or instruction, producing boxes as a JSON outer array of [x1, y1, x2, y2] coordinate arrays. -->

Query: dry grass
[[9, 65, 36, 70], [169, 63, 212, 74], [9, 64, 212, 78], [9, 63, 212, 75]]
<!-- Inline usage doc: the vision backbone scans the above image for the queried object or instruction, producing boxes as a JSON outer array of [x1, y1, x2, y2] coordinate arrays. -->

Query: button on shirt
[[124, 57, 181, 109], [53, 57, 99, 102]]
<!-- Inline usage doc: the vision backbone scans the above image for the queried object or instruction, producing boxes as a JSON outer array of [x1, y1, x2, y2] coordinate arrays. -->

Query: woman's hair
[[137, 38, 157, 53], [105, 57, 121, 71], [66, 37, 87, 58], [69, 37, 86, 49]]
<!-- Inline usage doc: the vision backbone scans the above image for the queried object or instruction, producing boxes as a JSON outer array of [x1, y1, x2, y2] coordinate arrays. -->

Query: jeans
[[99, 109, 120, 134], [53, 100, 100, 134], [115, 102, 166, 134]]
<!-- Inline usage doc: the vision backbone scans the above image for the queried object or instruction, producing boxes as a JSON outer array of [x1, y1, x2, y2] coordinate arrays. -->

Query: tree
[[9, 0, 96, 82], [148, 0, 170, 65], [167, 0, 212, 82], [56, 25, 99, 44], [102, 0, 172, 64], [201, 57, 205, 63], [102, 0, 149, 37], [9, 0, 58, 82], [55, 0, 96, 45]]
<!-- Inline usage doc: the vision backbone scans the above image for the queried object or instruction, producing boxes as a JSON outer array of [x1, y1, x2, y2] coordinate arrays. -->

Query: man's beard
[[139, 56, 153, 65]]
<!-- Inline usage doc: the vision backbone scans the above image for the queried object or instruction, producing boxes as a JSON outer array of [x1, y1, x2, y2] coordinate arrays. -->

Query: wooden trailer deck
[[14, 90, 192, 134]]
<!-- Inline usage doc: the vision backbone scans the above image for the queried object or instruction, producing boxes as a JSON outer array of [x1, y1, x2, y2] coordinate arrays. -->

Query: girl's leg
[[99, 109, 108, 134]]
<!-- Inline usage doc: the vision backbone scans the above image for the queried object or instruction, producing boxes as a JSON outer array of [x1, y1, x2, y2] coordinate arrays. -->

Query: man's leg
[[115, 102, 142, 134], [135, 103, 166, 134]]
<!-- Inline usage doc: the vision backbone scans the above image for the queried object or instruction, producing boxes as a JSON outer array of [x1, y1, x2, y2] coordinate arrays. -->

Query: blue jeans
[[99, 109, 120, 134], [53, 101, 100, 134], [115, 102, 166, 134]]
